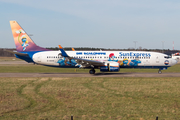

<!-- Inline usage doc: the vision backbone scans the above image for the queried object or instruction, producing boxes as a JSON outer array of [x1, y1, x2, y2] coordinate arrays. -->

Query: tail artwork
[[10, 21, 50, 52]]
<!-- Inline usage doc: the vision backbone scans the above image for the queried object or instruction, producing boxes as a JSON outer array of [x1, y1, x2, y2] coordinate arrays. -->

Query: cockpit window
[[164, 56, 171, 59]]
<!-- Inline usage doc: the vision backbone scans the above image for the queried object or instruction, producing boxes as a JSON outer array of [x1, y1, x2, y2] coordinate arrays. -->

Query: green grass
[[0, 65, 91, 73], [0, 64, 180, 73], [0, 77, 180, 119]]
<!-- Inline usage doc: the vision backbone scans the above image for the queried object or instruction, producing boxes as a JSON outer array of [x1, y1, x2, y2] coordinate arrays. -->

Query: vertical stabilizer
[[10, 21, 50, 52]]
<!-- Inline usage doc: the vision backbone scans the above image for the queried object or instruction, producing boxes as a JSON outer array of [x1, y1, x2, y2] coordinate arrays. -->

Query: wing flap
[[74, 58, 104, 67]]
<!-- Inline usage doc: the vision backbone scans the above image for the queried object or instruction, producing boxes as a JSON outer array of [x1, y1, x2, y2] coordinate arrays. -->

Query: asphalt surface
[[0, 61, 31, 65], [0, 72, 180, 78]]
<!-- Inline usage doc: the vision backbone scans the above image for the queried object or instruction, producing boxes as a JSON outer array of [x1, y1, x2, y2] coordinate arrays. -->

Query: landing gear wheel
[[158, 70, 162, 74], [89, 69, 95, 74]]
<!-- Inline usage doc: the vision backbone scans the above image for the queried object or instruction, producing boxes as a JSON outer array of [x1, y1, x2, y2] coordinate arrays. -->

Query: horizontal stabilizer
[[4, 50, 29, 56]]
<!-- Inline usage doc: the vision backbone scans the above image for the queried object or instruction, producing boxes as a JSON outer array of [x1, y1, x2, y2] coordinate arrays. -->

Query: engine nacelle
[[100, 61, 120, 72]]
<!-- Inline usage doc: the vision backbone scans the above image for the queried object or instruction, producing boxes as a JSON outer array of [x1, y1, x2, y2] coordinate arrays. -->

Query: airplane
[[9, 21, 177, 74], [172, 52, 180, 63]]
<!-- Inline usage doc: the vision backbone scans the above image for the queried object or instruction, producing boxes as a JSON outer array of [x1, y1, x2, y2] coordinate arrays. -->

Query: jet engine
[[100, 61, 120, 72]]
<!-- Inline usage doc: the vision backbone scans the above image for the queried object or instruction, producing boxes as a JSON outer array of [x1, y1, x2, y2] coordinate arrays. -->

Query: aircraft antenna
[[133, 41, 137, 50], [162, 41, 165, 53]]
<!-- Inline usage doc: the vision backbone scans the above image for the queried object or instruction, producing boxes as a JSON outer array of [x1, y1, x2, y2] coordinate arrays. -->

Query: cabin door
[[156, 55, 160, 63], [37, 54, 41, 62]]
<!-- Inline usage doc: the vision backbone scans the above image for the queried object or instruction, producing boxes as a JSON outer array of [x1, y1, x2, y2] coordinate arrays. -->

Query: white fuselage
[[32, 51, 177, 69]]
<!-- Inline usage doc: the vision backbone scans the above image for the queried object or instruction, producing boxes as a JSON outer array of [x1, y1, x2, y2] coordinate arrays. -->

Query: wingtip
[[58, 45, 63, 49], [72, 48, 75, 51]]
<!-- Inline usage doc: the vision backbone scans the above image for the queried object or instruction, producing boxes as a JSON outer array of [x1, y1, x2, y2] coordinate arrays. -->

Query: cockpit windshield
[[164, 55, 171, 59]]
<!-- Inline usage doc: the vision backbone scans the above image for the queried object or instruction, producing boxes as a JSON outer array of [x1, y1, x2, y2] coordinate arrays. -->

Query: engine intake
[[100, 62, 120, 72]]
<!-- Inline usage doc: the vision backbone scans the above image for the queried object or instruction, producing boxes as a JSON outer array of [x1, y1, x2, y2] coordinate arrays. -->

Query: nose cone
[[171, 59, 177, 66]]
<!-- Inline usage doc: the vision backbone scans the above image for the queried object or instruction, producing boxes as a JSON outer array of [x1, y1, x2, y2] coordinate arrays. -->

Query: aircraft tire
[[89, 69, 95, 74], [158, 70, 162, 74]]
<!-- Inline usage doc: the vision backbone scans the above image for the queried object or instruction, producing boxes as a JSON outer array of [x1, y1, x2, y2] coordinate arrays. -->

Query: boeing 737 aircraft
[[9, 21, 177, 74]]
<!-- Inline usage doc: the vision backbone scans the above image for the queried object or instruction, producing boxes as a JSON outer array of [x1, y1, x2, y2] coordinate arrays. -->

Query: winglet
[[58, 45, 63, 49], [72, 48, 75, 51], [58, 45, 69, 57]]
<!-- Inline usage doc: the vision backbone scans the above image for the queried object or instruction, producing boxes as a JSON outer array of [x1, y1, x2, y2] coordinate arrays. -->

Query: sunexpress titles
[[76, 52, 106, 55], [119, 52, 151, 57], [76, 52, 151, 57]]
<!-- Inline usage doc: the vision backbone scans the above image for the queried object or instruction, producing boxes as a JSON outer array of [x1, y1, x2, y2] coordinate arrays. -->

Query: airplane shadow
[[40, 72, 132, 75], [94, 72, 132, 76], [40, 73, 87, 74]]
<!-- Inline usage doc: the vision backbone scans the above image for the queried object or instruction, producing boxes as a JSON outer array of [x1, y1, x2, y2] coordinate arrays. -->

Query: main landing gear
[[89, 69, 95, 74], [158, 69, 162, 74]]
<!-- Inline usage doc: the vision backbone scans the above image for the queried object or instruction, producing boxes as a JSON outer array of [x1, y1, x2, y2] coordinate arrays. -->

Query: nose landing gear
[[158, 69, 162, 74]]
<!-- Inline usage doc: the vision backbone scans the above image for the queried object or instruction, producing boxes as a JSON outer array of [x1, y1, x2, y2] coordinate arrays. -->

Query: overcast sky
[[1, 0, 180, 50]]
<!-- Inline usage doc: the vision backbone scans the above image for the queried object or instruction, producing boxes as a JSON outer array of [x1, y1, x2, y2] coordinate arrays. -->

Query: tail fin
[[10, 21, 50, 52]]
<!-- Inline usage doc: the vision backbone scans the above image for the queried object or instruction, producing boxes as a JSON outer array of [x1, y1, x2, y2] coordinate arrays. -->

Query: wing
[[72, 58, 104, 67], [58, 45, 104, 68]]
